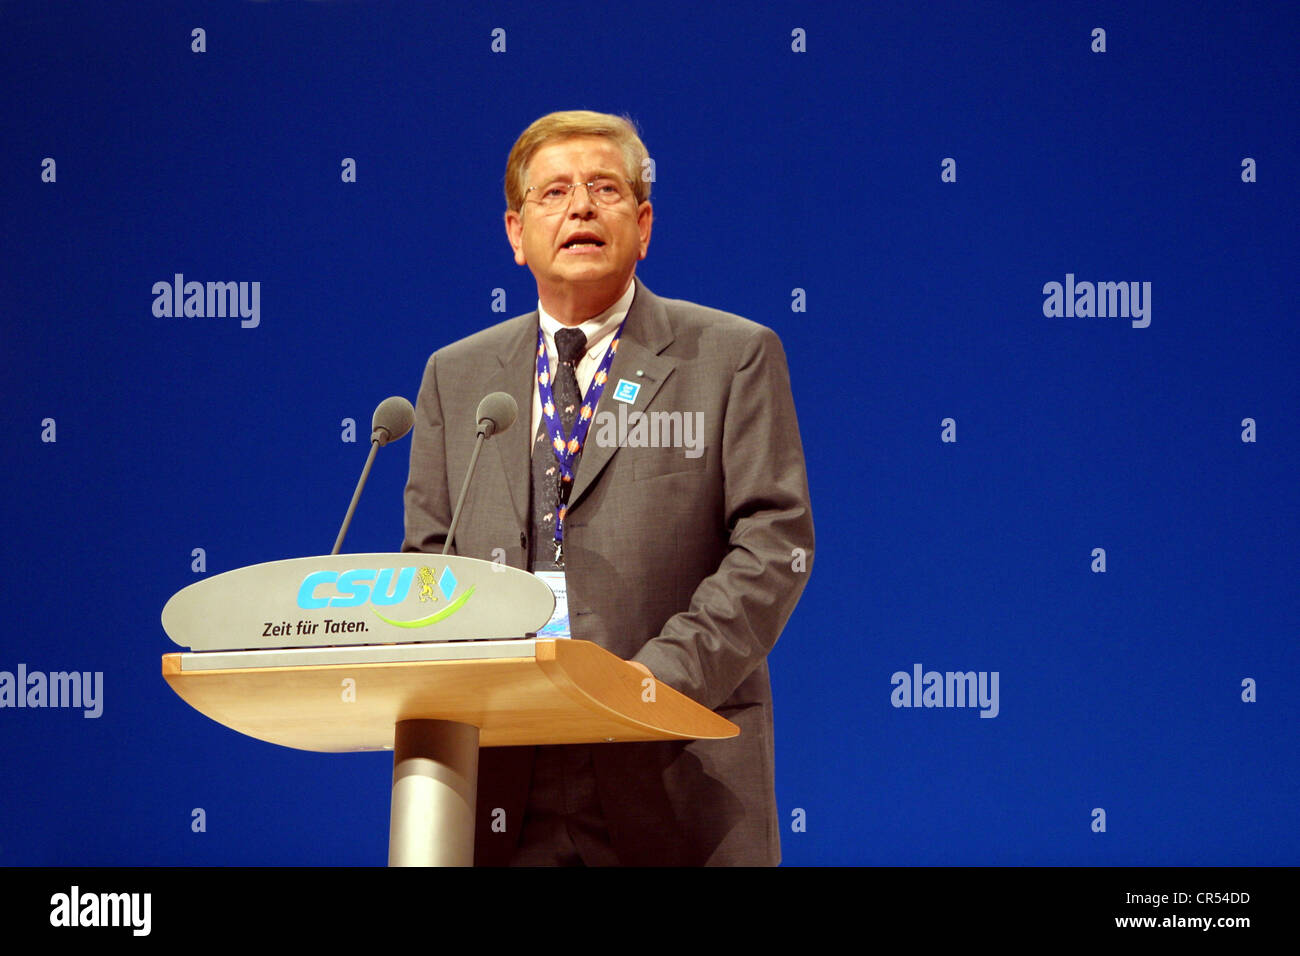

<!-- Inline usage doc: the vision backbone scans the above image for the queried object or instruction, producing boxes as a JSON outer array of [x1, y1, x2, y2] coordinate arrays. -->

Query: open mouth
[[562, 236, 605, 249]]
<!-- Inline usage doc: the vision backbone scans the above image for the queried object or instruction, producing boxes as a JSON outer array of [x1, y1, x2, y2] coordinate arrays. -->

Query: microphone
[[373, 395, 415, 445], [445, 392, 517, 555], [332, 396, 416, 555], [475, 391, 518, 439]]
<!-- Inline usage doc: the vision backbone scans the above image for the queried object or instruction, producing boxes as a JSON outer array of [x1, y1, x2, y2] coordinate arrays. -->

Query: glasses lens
[[536, 184, 568, 208], [588, 179, 627, 205]]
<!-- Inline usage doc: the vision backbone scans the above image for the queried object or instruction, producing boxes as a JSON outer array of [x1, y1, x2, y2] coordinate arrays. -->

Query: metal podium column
[[388, 719, 480, 866]]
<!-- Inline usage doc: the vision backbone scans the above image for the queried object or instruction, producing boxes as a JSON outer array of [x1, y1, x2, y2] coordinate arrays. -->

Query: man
[[402, 110, 813, 865]]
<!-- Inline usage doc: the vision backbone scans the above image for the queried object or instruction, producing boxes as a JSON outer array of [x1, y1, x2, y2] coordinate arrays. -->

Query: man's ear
[[637, 201, 653, 260], [504, 209, 526, 265]]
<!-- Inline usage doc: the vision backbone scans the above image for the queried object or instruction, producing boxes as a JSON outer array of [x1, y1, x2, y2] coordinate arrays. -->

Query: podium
[[161, 554, 738, 865]]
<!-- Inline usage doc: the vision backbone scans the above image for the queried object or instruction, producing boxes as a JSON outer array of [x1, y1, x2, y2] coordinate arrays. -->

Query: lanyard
[[535, 319, 625, 562]]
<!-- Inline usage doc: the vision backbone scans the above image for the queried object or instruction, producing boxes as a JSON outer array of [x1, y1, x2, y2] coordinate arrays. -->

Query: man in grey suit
[[402, 110, 813, 865]]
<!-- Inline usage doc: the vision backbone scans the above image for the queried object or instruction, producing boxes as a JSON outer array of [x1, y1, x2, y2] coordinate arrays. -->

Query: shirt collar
[[537, 277, 636, 358]]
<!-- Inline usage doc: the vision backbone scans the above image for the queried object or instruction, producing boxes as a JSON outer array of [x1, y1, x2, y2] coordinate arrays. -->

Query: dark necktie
[[530, 327, 587, 569]]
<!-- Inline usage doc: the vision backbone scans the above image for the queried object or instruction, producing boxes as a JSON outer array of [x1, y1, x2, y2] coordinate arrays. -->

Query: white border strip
[[179, 638, 538, 671]]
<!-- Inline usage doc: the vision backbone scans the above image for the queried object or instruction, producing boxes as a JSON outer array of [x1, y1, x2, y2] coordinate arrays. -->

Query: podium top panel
[[162, 639, 738, 751], [161, 553, 555, 651]]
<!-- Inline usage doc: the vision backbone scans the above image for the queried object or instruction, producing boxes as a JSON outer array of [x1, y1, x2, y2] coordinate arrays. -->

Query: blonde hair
[[504, 110, 650, 212]]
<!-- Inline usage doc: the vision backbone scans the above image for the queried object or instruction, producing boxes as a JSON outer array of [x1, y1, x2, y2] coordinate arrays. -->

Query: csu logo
[[297, 566, 474, 628], [298, 568, 416, 608]]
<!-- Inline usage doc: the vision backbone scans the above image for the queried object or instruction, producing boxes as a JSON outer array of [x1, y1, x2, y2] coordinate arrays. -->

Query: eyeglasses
[[524, 178, 635, 211]]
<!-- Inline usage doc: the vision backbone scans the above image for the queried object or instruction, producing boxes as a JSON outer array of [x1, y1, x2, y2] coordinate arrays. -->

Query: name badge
[[534, 571, 570, 639]]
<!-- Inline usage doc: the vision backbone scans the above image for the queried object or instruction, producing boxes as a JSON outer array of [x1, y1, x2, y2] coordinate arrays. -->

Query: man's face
[[505, 136, 652, 319]]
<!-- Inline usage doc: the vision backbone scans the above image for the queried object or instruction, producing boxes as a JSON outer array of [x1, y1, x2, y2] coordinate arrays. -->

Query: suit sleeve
[[631, 325, 814, 710], [402, 352, 454, 554]]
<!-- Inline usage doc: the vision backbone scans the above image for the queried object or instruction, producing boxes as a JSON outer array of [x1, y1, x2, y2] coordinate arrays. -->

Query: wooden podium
[[161, 555, 738, 865]]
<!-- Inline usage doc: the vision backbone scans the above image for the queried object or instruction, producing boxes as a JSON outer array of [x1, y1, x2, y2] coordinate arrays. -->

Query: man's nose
[[568, 183, 597, 215]]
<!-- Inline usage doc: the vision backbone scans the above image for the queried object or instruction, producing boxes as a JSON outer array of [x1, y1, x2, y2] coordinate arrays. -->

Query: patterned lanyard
[[535, 319, 626, 560]]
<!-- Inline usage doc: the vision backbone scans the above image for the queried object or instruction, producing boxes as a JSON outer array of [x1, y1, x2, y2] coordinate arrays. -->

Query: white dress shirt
[[530, 277, 637, 440]]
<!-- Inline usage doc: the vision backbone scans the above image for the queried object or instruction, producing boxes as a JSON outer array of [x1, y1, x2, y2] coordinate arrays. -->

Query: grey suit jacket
[[402, 277, 814, 865]]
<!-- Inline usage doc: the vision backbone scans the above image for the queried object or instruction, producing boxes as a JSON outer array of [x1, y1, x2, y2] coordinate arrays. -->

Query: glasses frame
[[524, 178, 637, 212]]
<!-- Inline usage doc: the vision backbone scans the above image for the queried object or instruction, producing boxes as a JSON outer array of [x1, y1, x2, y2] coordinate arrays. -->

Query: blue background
[[2, 0, 1296, 865]]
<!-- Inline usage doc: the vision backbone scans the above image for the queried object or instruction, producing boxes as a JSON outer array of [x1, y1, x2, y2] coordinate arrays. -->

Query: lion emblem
[[417, 566, 438, 603]]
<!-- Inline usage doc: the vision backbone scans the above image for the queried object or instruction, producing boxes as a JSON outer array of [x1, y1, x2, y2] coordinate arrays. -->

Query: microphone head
[[371, 396, 415, 446], [476, 391, 518, 438]]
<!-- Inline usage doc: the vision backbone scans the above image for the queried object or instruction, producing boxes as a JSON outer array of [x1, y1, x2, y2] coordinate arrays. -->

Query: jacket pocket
[[633, 450, 708, 481]]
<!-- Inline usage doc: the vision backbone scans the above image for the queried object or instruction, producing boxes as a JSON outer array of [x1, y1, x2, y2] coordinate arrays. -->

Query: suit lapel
[[482, 314, 538, 532], [570, 278, 677, 507]]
